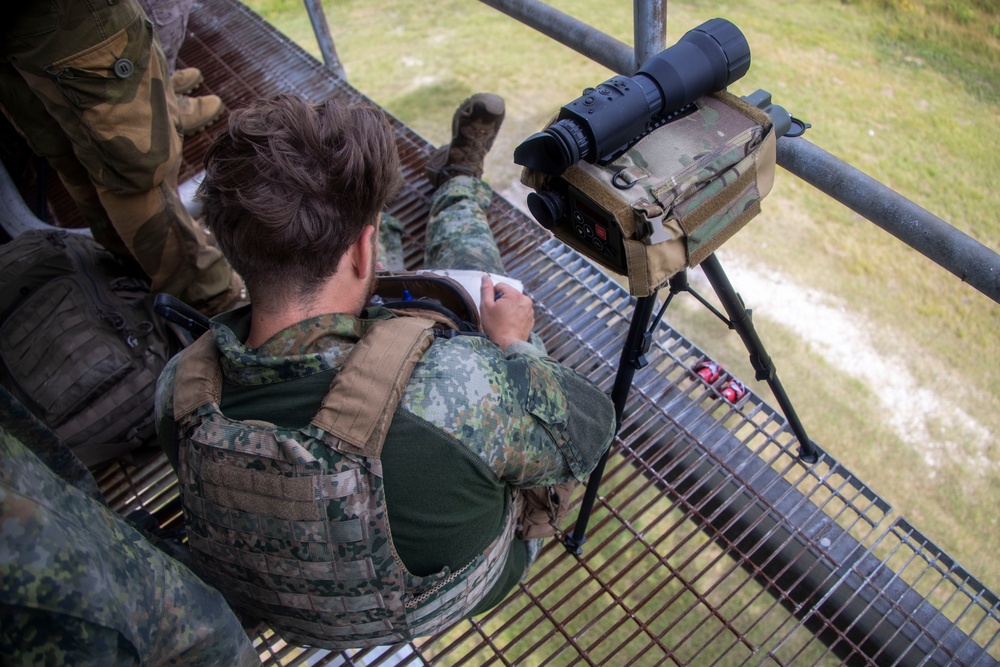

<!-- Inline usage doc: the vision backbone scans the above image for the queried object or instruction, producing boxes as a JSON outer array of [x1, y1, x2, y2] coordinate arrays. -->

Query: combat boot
[[426, 93, 505, 188], [171, 67, 204, 95], [178, 94, 226, 136]]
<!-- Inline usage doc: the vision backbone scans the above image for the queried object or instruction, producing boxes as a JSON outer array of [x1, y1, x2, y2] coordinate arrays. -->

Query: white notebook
[[417, 269, 524, 313]]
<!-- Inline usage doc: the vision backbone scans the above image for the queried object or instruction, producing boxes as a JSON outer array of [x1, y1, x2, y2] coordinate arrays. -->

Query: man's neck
[[245, 275, 367, 348], [243, 221, 378, 349]]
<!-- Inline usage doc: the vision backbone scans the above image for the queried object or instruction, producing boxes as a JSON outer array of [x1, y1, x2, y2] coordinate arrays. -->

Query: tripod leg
[[699, 254, 819, 463], [565, 293, 658, 555]]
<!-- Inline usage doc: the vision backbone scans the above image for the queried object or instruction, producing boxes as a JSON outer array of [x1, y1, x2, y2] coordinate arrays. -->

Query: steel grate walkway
[[84, 0, 1000, 664]]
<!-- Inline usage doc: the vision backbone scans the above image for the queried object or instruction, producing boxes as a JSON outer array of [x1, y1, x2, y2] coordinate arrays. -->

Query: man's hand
[[480, 274, 534, 351]]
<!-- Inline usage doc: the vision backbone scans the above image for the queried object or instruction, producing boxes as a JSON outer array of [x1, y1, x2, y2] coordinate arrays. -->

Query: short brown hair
[[199, 94, 402, 306]]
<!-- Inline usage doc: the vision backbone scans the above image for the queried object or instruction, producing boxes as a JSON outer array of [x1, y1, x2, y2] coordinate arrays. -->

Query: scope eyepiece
[[514, 122, 587, 179], [514, 17, 750, 176]]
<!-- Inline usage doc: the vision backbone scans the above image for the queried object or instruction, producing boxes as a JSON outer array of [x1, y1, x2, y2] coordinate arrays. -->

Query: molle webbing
[[172, 315, 519, 648]]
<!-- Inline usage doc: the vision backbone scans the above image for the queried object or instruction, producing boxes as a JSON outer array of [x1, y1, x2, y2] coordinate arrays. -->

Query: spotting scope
[[513, 18, 751, 176]]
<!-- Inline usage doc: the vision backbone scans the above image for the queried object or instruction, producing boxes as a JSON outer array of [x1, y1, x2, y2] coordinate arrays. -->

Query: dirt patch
[[694, 258, 995, 476]]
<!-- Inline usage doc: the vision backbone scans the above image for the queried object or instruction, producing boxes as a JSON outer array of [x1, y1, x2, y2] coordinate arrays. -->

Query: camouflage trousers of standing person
[[0, 426, 261, 666], [0, 0, 239, 315], [379, 175, 505, 275], [136, 0, 195, 73]]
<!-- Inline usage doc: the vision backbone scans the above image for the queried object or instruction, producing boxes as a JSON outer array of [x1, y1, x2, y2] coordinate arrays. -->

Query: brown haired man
[[155, 93, 615, 648]]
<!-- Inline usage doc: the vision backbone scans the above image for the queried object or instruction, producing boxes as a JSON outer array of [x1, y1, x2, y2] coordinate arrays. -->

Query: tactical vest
[[171, 315, 521, 649]]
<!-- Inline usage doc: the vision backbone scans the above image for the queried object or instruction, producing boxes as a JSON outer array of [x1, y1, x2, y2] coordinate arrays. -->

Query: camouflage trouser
[[0, 427, 260, 666], [0, 0, 238, 315], [379, 175, 547, 357], [137, 0, 195, 72], [379, 175, 505, 275]]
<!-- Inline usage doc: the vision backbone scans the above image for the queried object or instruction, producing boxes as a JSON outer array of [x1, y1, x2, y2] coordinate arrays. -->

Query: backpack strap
[[173, 332, 223, 420], [311, 316, 437, 459], [172, 315, 438, 460]]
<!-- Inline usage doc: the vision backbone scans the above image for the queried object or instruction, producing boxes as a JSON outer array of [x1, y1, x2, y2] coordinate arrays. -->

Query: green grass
[[244, 0, 1000, 595]]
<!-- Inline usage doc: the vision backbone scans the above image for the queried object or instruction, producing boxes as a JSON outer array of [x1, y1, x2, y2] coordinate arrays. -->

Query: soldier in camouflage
[[154, 93, 616, 648], [0, 0, 240, 315], [0, 387, 259, 666]]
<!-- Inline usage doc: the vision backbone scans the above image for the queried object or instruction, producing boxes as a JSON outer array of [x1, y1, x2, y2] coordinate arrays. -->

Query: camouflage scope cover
[[523, 91, 776, 297]]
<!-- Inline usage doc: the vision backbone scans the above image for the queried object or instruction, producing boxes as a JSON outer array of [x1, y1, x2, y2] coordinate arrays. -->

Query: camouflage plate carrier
[[172, 314, 521, 649]]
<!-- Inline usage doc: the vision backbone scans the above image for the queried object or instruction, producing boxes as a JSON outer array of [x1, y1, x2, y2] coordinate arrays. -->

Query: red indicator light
[[595, 225, 607, 240]]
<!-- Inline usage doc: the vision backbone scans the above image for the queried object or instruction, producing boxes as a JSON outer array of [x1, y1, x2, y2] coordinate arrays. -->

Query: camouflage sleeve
[[0, 427, 261, 667], [154, 353, 183, 471], [0, 385, 105, 503], [401, 336, 615, 487]]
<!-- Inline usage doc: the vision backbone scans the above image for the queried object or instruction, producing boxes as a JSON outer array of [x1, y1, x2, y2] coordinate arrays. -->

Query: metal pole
[[565, 293, 658, 554], [633, 0, 666, 68], [777, 136, 1000, 305], [302, 0, 347, 80]]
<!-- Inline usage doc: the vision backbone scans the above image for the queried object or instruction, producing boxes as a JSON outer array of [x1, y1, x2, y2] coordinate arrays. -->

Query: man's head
[[198, 94, 402, 310]]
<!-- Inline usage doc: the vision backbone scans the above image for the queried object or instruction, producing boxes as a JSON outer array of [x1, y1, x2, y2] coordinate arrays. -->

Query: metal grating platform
[[85, 0, 1000, 664]]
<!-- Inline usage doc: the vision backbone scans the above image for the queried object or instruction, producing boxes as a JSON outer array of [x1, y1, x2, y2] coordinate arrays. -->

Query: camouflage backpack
[[522, 90, 776, 296], [0, 230, 179, 467]]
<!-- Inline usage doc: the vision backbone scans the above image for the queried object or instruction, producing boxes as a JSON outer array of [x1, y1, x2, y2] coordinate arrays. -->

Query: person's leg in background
[[136, 0, 225, 135], [0, 0, 241, 314], [423, 93, 506, 274]]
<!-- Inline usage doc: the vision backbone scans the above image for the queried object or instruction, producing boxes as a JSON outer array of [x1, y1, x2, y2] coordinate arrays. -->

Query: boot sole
[[173, 72, 205, 96], [453, 93, 505, 134], [182, 103, 226, 136]]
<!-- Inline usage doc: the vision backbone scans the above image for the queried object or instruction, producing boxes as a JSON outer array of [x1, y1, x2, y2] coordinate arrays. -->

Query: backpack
[[0, 230, 179, 467]]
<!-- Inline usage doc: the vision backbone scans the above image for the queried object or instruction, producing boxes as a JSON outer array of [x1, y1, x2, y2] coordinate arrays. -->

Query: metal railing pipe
[[479, 0, 636, 74], [302, 0, 346, 80], [777, 136, 1000, 305], [0, 160, 90, 239], [633, 0, 666, 67]]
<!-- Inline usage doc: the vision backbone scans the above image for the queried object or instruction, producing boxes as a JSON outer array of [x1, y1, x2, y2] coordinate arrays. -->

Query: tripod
[[564, 252, 819, 555]]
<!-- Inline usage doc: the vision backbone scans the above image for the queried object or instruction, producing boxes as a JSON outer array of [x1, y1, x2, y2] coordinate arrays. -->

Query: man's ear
[[351, 223, 378, 279]]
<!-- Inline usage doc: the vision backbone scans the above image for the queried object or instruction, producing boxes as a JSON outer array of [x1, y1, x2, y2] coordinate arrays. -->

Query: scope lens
[[527, 190, 566, 230]]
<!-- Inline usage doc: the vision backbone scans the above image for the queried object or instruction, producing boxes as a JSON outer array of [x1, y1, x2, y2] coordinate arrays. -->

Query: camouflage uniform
[[0, 424, 260, 666], [0, 0, 238, 315], [156, 175, 616, 646], [379, 176, 504, 275], [0, 384, 104, 503]]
